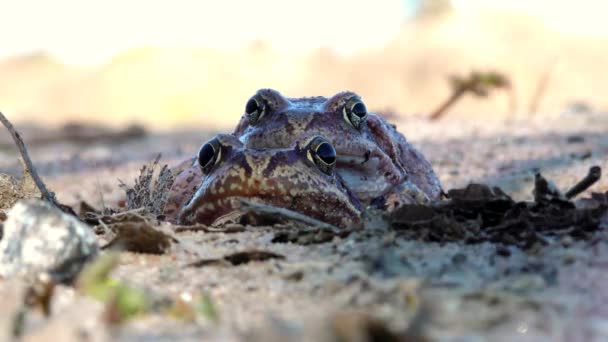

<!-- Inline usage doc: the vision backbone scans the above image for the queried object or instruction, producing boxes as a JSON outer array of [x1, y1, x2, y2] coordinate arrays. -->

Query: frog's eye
[[245, 96, 267, 124], [343, 98, 368, 129], [198, 137, 222, 173], [306, 136, 336, 175]]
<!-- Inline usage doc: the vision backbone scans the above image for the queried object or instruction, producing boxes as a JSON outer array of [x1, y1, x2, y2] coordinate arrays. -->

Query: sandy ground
[[1, 112, 608, 341]]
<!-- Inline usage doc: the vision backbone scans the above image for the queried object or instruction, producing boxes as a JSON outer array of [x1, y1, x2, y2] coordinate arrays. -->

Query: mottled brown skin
[[174, 135, 362, 228], [234, 89, 442, 205], [164, 89, 442, 226], [164, 157, 202, 222]]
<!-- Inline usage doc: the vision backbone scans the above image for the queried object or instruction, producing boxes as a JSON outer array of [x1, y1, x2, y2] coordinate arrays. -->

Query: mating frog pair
[[164, 89, 442, 228]]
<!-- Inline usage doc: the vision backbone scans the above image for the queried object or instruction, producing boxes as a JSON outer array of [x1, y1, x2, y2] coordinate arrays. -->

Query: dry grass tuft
[[119, 154, 175, 217]]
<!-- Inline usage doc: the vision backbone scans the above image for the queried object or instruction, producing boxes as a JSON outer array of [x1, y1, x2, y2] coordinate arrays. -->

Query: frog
[[233, 89, 442, 206], [163, 89, 442, 225], [167, 134, 362, 228]]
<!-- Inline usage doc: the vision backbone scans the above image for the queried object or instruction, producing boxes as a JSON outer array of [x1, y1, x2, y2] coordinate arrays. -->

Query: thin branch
[[238, 199, 343, 234], [0, 111, 61, 208], [528, 61, 557, 115], [505, 85, 518, 122], [565, 166, 601, 199], [173, 224, 246, 234], [429, 71, 511, 121], [428, 88, 467, 121]]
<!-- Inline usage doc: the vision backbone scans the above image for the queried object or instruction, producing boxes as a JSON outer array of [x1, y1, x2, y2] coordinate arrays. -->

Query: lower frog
[[168, 134, 362, 228]]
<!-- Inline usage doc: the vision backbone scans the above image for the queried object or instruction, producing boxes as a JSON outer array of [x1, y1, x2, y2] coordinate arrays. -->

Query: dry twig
[[528, 61, 557, 115], [429, 70, 511, 121], [0, 111, 65, 211], [565, 166, 602, 199], [238, 199, 344, 234]]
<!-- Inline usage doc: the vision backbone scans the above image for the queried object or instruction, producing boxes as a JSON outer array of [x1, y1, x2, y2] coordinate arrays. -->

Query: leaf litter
[[390, 166, 607, 249]]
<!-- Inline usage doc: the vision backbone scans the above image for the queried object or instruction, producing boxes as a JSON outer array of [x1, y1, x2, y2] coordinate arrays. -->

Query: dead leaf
[[79, 201, 101, 219], [102, 221, 176, 254]]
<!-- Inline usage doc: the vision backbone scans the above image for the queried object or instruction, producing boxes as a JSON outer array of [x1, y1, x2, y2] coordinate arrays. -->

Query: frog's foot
[[372, 181, 431, 211]]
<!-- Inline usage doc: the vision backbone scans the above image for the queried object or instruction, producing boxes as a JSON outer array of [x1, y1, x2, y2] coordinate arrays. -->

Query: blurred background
[[1, 0, 607, 130]]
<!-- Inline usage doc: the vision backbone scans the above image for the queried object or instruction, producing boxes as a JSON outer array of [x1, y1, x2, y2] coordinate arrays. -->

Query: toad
[[234, 89, 441, 205], [168, 135, 362, 228], [164, 89, 442, 225]]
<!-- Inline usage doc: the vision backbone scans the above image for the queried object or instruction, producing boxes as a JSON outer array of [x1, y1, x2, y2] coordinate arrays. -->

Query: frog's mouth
[[336, 146, 401, 180], [178, 189, 360, 229], [336, 153, 404, 200], [338, 155, 369, 165], [194, 196, 266, 226], [177, 193, 244, 226]]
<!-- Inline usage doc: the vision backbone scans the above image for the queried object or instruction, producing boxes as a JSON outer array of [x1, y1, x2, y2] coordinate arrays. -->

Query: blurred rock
[[0, 199, 98, 283]]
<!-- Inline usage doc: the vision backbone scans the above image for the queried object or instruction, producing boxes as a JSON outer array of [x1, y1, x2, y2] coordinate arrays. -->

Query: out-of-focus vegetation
[[1, 6, 607, 130], [429, 71, 512, 120], [77, 254, 220, 324]]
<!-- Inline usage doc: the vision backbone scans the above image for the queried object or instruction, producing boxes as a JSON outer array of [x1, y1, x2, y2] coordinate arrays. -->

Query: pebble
[[0, 199, 99, 282]]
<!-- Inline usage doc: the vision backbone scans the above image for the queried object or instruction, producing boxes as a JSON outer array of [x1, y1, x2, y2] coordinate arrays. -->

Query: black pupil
[[198, 143, 215, 167], [316, 142, 336, 165], [352, 102, 367, 118], [245, 98, 259, 115]]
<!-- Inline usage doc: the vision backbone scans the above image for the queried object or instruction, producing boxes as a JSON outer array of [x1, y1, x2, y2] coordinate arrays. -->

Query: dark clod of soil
[[390, 167, 607, 249], [187, 250, 285, 268], [330, 311, 406, 342], [271, 228, 352, 245]]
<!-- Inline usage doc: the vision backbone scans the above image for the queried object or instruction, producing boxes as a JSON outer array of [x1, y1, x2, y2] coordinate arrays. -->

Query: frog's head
[[234, 88, 369, 146], [177, 134, 362, 228], [233, 89, 407, 201]]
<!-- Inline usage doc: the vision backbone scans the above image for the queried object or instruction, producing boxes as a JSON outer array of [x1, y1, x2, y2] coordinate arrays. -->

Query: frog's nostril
[[362, 150, 371, 164]]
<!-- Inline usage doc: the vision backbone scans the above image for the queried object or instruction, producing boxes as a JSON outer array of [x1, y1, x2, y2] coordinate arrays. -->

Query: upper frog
[[172, 134, 362, 228], [233, 89, 442, 205]]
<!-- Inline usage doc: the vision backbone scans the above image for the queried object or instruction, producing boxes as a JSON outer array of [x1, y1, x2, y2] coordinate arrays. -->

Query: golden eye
[[343, 98, 368, 129], [197, 137, 222, 173], [244, 96, 267, 124], [306, 136, 336, 175]]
